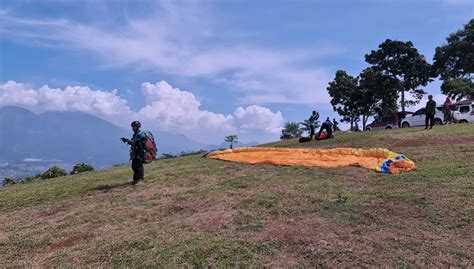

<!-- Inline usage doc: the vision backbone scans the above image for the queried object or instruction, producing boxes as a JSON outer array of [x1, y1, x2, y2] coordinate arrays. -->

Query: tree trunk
[[400, 89, 405, 113], [362, 115, 368, 130]]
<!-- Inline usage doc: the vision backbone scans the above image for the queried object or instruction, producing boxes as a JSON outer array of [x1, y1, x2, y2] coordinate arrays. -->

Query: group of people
[[424, 95, 455, 129], [308, 111, 338, 140]]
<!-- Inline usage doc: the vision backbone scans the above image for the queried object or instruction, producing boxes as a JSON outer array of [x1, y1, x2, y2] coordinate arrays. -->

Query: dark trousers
[[310, 125, 315, 139], [425, 113, 435, 128], [132, 158, 144, 181], [317, 123, 333, 138], [443, 108, 452, 123]]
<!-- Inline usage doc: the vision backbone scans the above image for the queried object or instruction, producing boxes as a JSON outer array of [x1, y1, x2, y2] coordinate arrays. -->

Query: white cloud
[[0, 2, 340, 107], [137, 81, 284, 143], [0, 80, 283, 144]]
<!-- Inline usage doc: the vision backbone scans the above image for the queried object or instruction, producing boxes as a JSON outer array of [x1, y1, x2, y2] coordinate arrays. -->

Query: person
[[308, 111, 319, 139], [443, 96, 453, 124], [425, 95, 437, 129], [332, 118, 339, 132], [121, 121, 147, 185], [317, 117, 334, 139]]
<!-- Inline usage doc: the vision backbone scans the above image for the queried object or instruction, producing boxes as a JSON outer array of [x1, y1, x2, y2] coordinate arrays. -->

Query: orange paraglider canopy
[[207, 147, 416, 174]]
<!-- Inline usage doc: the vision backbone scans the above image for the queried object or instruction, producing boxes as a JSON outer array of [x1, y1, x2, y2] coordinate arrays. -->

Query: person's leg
[[316, 124, 325, 139], [430, 113, 435, 129], [425, 114, 429, 129], [327, 125, 333, 138], [310, 125, 315, 139], [132, 159, 140, 182], [137, 161, 144, 181]]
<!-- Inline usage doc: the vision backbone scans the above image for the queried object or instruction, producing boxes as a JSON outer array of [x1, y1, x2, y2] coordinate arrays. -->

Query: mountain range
[[0, 106, 257, 167]]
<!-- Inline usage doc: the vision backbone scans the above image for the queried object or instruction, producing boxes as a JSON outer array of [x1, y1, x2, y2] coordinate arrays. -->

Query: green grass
[[0, 124, 473, 267]]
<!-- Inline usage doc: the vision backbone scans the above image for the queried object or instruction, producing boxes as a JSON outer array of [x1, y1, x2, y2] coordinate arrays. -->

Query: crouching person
[[121, 121, 146, 185], [317, 117, 334, 139]]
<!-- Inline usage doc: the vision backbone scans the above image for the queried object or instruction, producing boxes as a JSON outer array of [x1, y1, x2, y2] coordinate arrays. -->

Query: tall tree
[[358, 67, 399, 128], [432, 19, 474, 100], [365, 39, 432, 113], [327, 70, 360, 130], [224, 135, 238, 149]]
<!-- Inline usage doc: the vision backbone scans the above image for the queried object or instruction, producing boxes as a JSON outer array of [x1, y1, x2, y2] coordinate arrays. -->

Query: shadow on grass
[[90, 182, 132, 192]]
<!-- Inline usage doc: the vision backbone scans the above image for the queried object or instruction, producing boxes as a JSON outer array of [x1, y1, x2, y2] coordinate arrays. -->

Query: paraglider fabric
[[207, 147, 416, 174]]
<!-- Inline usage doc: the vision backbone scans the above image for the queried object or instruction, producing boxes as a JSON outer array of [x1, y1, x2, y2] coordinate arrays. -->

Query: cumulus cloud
[[0, 80, 283, 144]]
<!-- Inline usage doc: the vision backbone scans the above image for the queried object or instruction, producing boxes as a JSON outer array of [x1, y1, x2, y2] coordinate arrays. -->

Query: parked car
[[401, 107, 444, 128], [452, 100, 474, 123], [365, 113, 399, 131]]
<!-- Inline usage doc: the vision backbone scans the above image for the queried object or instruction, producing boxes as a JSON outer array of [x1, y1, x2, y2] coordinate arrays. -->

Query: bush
[[3, 177, 16, 187], [70, 163, 94, 175], [40, 166, 68, 179]]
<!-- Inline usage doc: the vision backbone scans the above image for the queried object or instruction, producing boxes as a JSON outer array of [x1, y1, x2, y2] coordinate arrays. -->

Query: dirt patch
[[43, 234, 93, 252], [391, 135, 472, 148]]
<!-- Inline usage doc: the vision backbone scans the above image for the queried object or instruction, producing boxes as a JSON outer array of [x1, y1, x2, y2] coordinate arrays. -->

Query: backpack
[[142, 131, 157, 163]]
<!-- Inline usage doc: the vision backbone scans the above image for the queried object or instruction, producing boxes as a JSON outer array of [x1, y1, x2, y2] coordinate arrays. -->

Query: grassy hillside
[[1, 124, 473, 267]]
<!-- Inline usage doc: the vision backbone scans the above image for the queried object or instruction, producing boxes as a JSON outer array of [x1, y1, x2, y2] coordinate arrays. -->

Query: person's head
[[131, 121, 141, 132], [312, 110, 316, 115], [428, 95, 433, 101], [326, 117, 330, 121]]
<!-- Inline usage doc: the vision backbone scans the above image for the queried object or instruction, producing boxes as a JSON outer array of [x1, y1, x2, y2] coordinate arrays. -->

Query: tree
[[224, 135, 238, 149], [281, 122, 303, 139], [327, 70, 360, 130], [432, 19, 474, 100], [365, 39, 432, 112], [357, 67, 398, 129], [70, 163, 94, 175]]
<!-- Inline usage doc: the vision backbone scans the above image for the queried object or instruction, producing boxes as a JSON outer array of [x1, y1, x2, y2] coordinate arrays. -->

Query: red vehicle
[[365, 113, 400, 131]]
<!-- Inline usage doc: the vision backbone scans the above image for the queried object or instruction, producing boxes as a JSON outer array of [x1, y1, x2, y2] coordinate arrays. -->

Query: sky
[[0, 0, 473, 144]]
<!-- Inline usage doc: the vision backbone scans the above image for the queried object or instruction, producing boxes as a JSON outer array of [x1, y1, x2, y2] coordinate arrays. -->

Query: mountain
[[0, 106, 210, 166]]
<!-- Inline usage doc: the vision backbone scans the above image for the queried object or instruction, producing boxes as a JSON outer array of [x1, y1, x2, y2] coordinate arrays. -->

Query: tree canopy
[[327, 70, 360, 129], [365, 39, 432, 112], [281, 122, 303, 139], [224, 135, 238, 149], [432, 19, 474, 100]]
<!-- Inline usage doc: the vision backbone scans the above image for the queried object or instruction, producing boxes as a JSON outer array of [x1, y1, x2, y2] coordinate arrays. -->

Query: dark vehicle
[[365, 113, 399, 131]]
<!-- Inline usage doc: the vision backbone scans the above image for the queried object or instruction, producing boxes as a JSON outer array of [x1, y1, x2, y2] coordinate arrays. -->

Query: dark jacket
[[308, 113, 319, 125], [426, 100, 437, 114], [129, 130, 146, 160]]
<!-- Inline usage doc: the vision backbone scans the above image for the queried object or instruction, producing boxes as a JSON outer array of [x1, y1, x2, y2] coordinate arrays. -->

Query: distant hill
[[0, 106, 219, 165]]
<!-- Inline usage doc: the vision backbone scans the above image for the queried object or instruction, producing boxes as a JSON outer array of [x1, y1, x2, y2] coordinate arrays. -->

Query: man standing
[[308, 111, 319, 139], [121, 121, 147, 185], [425, 95, 437, 129]]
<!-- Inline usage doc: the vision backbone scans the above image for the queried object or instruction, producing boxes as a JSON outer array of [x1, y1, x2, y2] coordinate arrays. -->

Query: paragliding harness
[[141, 131, 157, 163]]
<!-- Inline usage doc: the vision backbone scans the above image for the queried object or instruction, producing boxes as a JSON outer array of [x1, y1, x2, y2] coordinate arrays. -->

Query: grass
[[0, 124, 473, 267]]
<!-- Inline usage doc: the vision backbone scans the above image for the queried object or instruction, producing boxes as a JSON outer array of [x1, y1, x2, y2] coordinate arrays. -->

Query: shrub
[[70, 163, 94, 175], [40, 166, 68, 179]]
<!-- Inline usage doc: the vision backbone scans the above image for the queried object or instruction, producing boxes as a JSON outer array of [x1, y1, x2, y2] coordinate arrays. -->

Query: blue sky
[[0, 0, 473, 143]]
